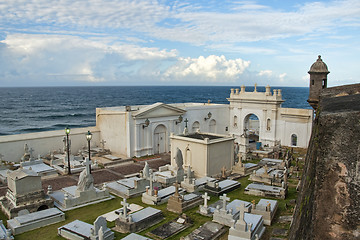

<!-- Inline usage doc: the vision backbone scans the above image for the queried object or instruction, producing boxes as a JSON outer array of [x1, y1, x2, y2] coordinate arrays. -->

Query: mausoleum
[[170, 133, 234, 178], [0, 168, 53, 218]]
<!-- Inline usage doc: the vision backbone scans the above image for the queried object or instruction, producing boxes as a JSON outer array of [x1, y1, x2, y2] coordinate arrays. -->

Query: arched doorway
[[154, 124, 167, 154], [291, 134, 298, 146], [209, 119, 216, 133], [244, 114, 260, 148], [192, 121, 200, 133]]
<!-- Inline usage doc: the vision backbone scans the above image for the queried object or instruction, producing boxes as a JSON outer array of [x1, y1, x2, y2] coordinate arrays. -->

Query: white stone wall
[[0, 127, 99, 163]]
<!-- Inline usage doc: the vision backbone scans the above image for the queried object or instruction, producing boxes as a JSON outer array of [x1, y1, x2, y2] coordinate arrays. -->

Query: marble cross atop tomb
[[100, 139, 106, 150], [220, 194, 230, 210], [202, 192, 210, 208], [120, 198, 129, 219]]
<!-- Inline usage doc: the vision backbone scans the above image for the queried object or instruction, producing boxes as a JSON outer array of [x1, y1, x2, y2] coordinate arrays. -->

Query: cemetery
[[0, 85, 310, 240], [0, 134, 305, 240]]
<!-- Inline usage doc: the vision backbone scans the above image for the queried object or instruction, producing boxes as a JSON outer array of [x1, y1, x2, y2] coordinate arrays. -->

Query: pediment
[[133, 102, 186, 119]]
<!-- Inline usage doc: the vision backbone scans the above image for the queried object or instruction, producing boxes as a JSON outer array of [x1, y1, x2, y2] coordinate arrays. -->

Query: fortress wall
[[0, 126, 99, 163], [321, 83, 360, 98], [289, 93, 360, 240]]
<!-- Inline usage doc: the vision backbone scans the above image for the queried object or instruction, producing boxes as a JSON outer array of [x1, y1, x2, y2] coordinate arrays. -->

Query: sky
[[0, 0, 359, 87]]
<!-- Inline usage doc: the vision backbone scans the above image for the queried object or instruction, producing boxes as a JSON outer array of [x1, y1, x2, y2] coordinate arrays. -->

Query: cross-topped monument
[[202, 192, 210, 208], [100, 139, 106, 150], [83, 157, 91, 175], [220, 193, 230, 210], [236, 203, 247, 229], [120, 198, 129, 219]]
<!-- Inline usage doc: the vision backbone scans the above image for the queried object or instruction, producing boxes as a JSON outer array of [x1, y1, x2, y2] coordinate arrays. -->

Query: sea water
[[0, 86, 310, 136]]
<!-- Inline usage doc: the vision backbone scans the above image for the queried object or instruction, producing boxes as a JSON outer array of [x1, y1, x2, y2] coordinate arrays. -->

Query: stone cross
[[184, 118, 188, 128], [220, 193, 230, 210], [202, 192, 210, 208], [100, 139, 106, 150], [236, 203, 247, 224], [84, 157, 91, 176], [121, 198, 129, 218]]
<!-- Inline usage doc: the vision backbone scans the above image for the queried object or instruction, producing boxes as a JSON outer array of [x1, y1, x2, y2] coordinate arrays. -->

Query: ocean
[[0, 86, 310, 136]]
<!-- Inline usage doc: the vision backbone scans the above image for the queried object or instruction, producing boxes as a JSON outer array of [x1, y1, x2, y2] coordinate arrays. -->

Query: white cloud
[[279, 73, 287, 82], [162, 55, 250, 82], [1, 0, 359, 45], [257, 70, 273, 77], [0, 33, 178, 85]]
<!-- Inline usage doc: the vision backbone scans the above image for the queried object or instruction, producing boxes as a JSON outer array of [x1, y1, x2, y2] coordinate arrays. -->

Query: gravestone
[[199, 192, 211, 215], [167, 182, 202, 214], [232, 154, 260, 176], [183, 221, 226, 240], [7, 208, 65, 235], [120, 233, 153, 240], [49, 158, 112, 211], [244, 182, 286, 199], [149, 214, 191, 239], [115, 207, 163, 233], [204, 179, 241, 196], [0, 168, 54, 218], [212, 195, 252, 227], [251, 199, 278, 225], [58, 216, 114, 240], [249, 166, 284, 186], [228, 204, 266, 240]]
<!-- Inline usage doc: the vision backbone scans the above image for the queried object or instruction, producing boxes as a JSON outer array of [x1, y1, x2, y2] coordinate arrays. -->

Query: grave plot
[[183, 221, 227, 240], [147, 215, 192, 239]]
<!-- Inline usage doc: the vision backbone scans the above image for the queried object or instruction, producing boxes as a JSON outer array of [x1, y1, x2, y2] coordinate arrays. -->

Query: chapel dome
[[308, 55, 330, 73]]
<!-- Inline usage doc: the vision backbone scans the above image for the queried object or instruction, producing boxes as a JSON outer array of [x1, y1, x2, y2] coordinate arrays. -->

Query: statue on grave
[[174, 148, 183, 170], [77, 160, 94, 192], [21, 143, 31, 162], [77, 169, 94, 192]]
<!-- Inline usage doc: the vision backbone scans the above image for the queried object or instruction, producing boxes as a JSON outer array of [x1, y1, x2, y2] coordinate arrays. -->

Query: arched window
[[234, 115, 238, 127], [192, 121, 200, 133], [266, 118, 271, 131], [291, 134, 297, 146]]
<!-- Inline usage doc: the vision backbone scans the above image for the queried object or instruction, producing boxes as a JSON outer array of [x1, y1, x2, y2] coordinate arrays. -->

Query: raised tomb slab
[[7, 208, 65, 235], [115, 207, 163, 233], [48, 158, 113, 211], [58, 216, 114, 240], [244, 183, 286, 199], [204, 179, 241, 196]]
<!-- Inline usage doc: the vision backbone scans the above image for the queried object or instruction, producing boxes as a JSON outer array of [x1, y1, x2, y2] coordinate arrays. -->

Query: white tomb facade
[[95, 86, 312, 158]]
